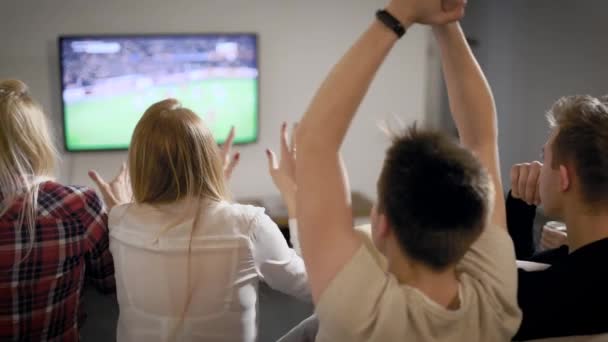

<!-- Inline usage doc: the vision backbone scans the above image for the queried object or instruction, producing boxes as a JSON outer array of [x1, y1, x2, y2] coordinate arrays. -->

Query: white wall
[[0, 0, 435, 202], [460, 0, 608, 188]]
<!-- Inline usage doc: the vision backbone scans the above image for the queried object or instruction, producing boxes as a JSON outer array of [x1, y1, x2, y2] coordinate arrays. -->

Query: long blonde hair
[[0, 79, 57, 260], [129, 98, 227, 204], [128, 98, 227, 339]]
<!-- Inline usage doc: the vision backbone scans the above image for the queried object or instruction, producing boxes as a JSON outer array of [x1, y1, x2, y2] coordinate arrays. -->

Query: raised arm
[[296, 1, 465, 302], [296, 20, 396, 302], [433, 23, 506, 228]]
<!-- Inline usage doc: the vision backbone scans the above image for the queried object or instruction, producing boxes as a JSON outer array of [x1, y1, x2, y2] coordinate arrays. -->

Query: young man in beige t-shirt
[[294, 0, 522, 341]]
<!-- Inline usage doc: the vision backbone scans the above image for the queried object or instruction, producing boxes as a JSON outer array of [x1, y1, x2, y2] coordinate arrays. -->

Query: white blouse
[[108, 199, 309, 342]]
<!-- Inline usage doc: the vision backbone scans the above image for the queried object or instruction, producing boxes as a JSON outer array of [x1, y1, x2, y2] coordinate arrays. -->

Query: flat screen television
[[59, 33, 259, 152]]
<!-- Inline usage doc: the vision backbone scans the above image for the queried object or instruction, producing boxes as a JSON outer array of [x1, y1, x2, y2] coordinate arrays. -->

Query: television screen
[[59, 34, 258, 151]]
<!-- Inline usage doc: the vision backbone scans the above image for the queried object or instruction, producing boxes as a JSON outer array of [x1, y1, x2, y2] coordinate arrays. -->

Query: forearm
[[281, 189, 297, 219], [506, 190, 538, 259], [297, 20, 403, 152], [434, 22, 506, 227], [296, 11, 410, 302], [433, 23, 497, 148]]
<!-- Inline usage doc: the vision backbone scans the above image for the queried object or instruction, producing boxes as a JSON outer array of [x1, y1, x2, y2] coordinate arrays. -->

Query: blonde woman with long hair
[[0, 79, 115, 341], [91, 99, 308, 342]]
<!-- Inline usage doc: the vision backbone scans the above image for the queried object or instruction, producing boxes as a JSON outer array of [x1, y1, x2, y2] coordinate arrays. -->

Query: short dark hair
[[377, 126, 492, 270], [547, 95, 608, 206]]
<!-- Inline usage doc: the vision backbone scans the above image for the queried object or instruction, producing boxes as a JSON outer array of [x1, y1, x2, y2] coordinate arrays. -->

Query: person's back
[[110, 200, 307, 341], [316, 136, 521, 341], [0, 80, 115, 341], [0, 182, 115, 341], [293, 1, 521, 341], [107, 99, 308, 342], [509, 96, 608, 340]]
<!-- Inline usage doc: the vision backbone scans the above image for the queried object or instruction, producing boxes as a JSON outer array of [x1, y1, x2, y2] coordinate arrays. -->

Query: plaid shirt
[[0, 181, 116, 341]]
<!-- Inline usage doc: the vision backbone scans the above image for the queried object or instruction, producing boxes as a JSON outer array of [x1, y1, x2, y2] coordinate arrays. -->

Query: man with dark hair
[[510, 95, 608, 340], [294, 0, 521, 340], [376, 126, 492, 270]]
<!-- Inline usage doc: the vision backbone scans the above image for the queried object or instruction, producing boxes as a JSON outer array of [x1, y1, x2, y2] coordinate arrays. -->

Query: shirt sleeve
[[250, 212, 310, 301], [506, 190, 538, 260], [315, 244, 402, 341], [288, 218, 302, 256], [458, 224, 520, 321], [80, 188, 116, 294]]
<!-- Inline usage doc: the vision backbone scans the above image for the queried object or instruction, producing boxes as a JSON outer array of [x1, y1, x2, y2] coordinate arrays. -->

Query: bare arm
[[296, 20, 401, 302], [435, 24, 520, 309], [296, 0, 464, 302], [433, 23, 506, 228]]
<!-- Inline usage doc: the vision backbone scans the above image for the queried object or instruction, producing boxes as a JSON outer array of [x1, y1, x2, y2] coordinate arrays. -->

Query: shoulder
[[38, 181, 103, 216], [213, 201, 268, 225], [108, 203, 131, 228], [316, 245, 393, 332], [40, 181, 100, 203]]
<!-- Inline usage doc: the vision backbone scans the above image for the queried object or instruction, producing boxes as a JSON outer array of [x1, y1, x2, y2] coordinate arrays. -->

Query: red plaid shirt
[[0, 181, 115, 341]]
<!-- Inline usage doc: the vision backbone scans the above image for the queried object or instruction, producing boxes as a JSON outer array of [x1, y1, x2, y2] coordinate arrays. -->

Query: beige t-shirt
[[315, 225, 522, 341]]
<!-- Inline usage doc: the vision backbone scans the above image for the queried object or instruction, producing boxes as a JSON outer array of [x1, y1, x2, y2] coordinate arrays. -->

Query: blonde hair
[[129, 98, 227, 204], [0, 79, 57, 259], [546, 95, 608, 206], [128, 98, 227, 339]]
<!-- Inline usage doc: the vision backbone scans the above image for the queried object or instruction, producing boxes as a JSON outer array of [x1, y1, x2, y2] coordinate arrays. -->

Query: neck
[[563, 203, 608, 252], [387, 251, 460, 310]]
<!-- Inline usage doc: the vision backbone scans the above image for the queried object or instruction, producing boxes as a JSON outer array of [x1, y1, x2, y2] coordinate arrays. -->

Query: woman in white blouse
[[89, 99, 307, 342]]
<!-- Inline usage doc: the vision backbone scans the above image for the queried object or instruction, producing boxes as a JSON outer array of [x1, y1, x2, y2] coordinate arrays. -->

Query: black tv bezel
[[58, 32, 260, 153]]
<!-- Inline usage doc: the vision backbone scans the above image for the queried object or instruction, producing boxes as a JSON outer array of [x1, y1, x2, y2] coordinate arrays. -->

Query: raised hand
[[266, 122, 297, 217], [88, 163, 133, 210], [219, 126, 240, 181], [386, 0, 466, 26], [510, 161, 543, 206]]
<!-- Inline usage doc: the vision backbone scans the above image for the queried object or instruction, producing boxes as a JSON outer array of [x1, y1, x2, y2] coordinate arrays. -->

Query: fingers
[[510, 165, 520, 198], [88, 170, 108, 190], [541, 227, 568, 250], [524, 163, 540, 205], [116, 162, 128, 182], [290, 122, 298, 152], [226, 126, 236, 146], [88, 169, 114, 206], [440, 6, 466, 22], [531, 161, 543, 205], [511, 162, 542, 205], [221, 126, 236, 156], [280, 122, 290, 156], [124, 164, 132, 189], [517, 165, 529, 201], [224, 152, 240, 180], [266, 149, 278, 172], [433, 1, 466, 24], [540, 234, 552, 250]]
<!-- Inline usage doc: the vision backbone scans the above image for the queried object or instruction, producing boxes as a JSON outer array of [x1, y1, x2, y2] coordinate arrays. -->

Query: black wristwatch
[[376, 9, 406, 38]]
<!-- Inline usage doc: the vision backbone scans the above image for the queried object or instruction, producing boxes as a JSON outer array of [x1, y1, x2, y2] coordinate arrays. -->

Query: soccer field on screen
[[64, 78, 258, 151]]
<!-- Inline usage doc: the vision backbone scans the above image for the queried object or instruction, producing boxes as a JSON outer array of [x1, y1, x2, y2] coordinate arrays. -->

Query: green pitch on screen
[[64, 78, 258, 151]]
